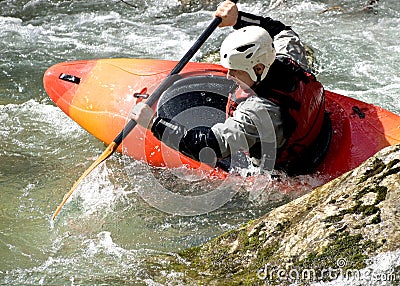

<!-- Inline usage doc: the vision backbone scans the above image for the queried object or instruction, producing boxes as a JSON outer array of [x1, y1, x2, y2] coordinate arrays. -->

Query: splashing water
[[1, 0, 399, 285]]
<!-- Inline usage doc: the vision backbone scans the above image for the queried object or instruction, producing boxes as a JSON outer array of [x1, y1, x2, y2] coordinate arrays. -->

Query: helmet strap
[[253, 63, 265, 85], [256, 73, 262, 84], [251, 77, 261, 89]]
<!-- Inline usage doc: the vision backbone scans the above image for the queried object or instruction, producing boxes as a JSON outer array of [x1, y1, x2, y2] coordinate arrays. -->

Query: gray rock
[[155, 144, 399, 285]]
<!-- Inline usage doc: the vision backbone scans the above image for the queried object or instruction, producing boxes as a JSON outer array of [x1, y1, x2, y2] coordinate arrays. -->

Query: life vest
[[226, 57, 326, 168]]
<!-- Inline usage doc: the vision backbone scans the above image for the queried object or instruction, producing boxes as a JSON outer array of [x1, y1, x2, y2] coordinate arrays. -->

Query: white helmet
[[220, 26, 276, 82]]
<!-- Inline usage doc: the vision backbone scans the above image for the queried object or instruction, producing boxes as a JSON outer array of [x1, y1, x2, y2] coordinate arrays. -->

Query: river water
[[1, 0, 399, 285]]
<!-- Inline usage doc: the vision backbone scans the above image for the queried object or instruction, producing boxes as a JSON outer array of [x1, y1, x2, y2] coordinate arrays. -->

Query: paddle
[[51, 0, 238, 221]]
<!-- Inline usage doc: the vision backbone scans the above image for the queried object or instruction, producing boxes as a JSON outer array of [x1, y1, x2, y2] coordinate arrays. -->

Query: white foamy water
[[1, 0, 399, 285]]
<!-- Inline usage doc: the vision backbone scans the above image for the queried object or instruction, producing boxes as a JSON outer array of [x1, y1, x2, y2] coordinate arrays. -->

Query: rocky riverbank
[[148, 144, 400, 285]]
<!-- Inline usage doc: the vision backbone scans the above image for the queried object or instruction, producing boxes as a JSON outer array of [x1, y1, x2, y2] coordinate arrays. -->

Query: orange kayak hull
[[43, 58, 400, 183]]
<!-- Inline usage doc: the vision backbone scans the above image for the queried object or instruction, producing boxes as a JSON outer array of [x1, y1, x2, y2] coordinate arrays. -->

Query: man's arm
[[130, 102, 222, 163], [214, 1, 290, 37], [151, 118, 222, 162], [233, 11, 290, 38]]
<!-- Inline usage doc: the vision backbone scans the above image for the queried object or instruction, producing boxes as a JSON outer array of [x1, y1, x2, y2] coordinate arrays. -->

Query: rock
[[150, 144, 400, 285]]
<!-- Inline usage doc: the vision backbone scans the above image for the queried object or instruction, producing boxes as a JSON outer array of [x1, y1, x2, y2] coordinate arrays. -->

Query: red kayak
[[43, 58, 400, 184]]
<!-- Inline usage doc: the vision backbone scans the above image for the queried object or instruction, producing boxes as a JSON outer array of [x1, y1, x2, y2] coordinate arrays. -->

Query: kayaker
[[130, 0, 326, 175]]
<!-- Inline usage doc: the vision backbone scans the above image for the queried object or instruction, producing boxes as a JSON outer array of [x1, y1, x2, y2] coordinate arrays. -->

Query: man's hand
[[213, 1, 238, 27], [129, 102, 156, 130]]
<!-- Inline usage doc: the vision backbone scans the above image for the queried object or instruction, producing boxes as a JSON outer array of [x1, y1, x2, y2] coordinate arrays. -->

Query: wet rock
[[157, 144, 400, 284], [320, 0, 380, 14]]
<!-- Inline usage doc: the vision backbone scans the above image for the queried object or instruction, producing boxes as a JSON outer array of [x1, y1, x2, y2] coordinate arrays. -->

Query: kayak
[[43, 58, 400, 184]]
